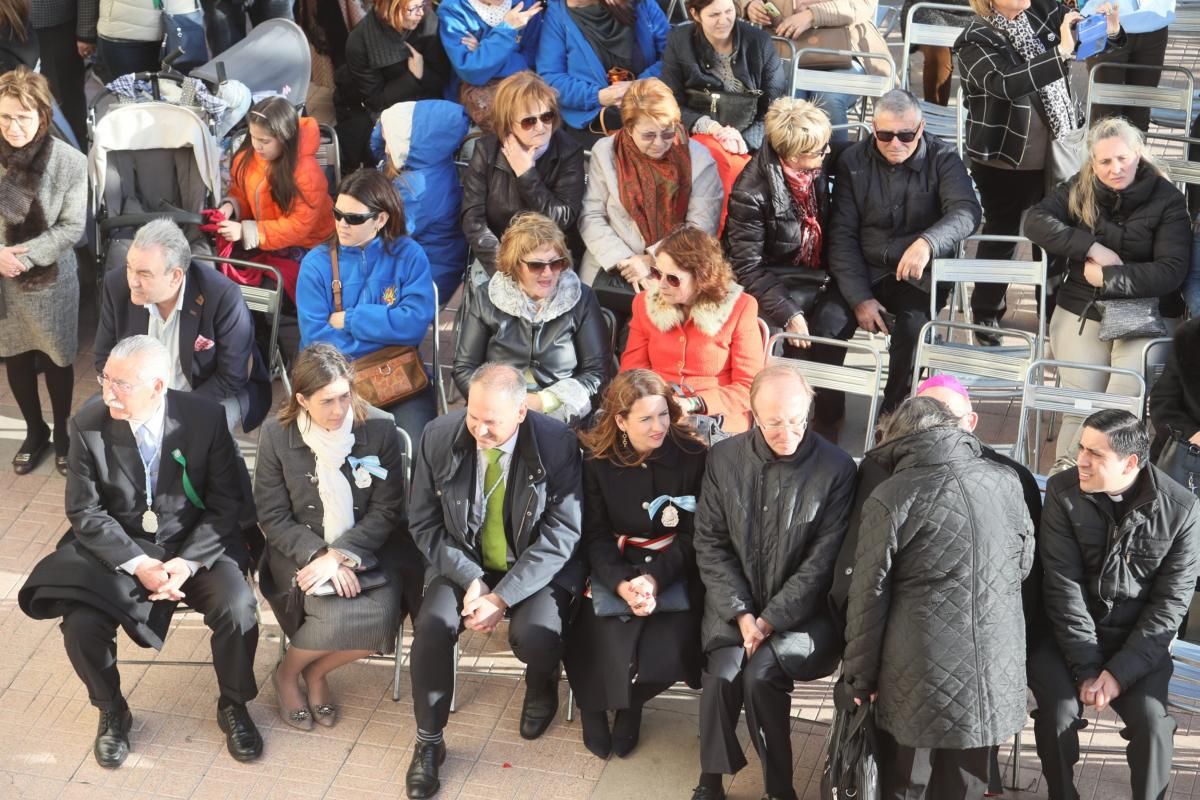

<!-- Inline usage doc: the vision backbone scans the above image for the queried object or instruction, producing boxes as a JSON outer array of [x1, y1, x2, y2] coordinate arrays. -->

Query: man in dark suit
[[18, 335, 263, 768], [94, 217, 271, 434], [405, 363, 583, 799]]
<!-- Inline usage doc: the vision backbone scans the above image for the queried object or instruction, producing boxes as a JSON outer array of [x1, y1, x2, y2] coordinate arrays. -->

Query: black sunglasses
[[874, 128, 920, 144], [522, 257, 569, 273], [648, 266, 682, 288], [518, 110, 556, 131], [333, 207, 380, 225]]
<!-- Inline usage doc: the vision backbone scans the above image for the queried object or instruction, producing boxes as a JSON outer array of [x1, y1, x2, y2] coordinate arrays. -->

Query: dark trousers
[[96, 37, 161, 82], [201, 0, 294, 57], [878, 727, 992, 800], [968, 162, 1047, 322], [1089, 27, 1170, 133], [410, 574, 572, 734], [1028, 636, 1176, 800], [699, 616, 839, 800], [806, 276, 948, 425], [35, 21, 87, 144], [58, 557, 259, 711]]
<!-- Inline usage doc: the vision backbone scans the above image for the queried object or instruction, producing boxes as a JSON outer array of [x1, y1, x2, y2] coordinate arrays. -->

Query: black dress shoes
[[580, 710, 612, 759], [94, 705, 133, 768], [518, 669, 560, 740], [690, 786, 726, 800], [217, 701, 264, 762], [406, 739, 446, 799], [974, 317, 1003, 347], [12, 427, 50, 476], [611, 705, 642, 757]]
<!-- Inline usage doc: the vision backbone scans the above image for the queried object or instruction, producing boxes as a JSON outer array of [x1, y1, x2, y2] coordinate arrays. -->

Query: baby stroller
[[191, 18, 312, 107]]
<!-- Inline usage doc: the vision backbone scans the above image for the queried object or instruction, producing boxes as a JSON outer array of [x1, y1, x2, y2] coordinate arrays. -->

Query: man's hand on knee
[[148, 558, 191, 601], [134, 558, 170, 593], [1079, 670, 1122, 710]]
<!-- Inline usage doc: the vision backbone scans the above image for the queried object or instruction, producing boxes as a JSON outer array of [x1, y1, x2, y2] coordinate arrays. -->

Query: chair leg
[[1007, 731, 1022, 790], [566, 687, 575, 722], [393, 620, 405, 703], [449, 640, 459, 713]]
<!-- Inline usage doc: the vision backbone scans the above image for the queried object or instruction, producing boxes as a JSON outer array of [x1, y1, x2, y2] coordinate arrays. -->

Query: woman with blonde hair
[[620, 225, 764, 432], [1025, 116, 1190, 467], [579, 78, 723, 310], [566, 368, 707, 758], [461, 70, 585, 280], [453, 211, 611, 426]]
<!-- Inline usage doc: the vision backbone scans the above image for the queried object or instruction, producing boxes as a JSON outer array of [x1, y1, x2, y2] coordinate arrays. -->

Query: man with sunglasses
[[804, 89, 981, 438]]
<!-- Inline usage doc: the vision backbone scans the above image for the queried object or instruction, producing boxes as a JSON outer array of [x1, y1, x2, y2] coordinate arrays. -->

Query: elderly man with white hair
[[19, 335, 263, 769]]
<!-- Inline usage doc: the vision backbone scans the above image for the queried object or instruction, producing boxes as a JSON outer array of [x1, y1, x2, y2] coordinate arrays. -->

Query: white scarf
[[298, 410, 356, 544], [469, 0, 512, 28]]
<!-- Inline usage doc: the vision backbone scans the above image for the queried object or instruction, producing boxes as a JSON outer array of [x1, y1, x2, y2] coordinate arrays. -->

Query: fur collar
[[643, 282, 744, 337], [488, 268, 581, 322]]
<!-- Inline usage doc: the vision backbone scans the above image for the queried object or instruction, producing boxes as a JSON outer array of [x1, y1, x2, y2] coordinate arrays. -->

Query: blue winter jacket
[[535, 0, 670, 129], [372, 100, 470, 303], [297, 235, 436, 360], [438, 0, 543, 87]]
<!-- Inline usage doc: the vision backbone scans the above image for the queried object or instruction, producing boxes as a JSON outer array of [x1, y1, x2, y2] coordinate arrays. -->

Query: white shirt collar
[[126, 395, 167, 443], [479, 428, 519, 457], [145, 274, 186, 322]]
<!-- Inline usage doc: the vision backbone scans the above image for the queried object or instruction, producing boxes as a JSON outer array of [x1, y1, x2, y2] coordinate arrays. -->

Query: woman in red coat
[[620, 226, 763, 432]]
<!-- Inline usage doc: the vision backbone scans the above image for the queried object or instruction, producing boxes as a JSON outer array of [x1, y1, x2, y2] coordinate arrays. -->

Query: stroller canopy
[[191, 19, 311, 104]]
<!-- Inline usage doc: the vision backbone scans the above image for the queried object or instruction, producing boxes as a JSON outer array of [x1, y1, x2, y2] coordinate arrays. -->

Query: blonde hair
[[1068, 117, 1166, 231], [496, 212, 572, 278], [764, 97, 831, 161], [491, 71, 561, 141], [967, 0, 989, 17], [0, 67, 51, 135], [620, 78, 682, 131]]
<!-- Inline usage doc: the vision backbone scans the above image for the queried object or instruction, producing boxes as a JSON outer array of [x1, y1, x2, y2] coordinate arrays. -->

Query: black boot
[[93, 704, 133, 768], [406, 739, 447, 799], [519, 668, 560, 740], [580, 710, 611, 759], [611, 705, 642, 757]]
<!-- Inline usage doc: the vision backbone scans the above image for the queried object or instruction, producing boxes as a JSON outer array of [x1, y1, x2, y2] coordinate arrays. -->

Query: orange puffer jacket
[[228, 117, 335, 252]]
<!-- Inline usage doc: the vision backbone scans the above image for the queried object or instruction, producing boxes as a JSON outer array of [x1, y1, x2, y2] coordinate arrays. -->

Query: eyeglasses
[[97, 373, 143, 394], [755, 417, 808, 432], [636, 128, 678, 145], [518, 110, 556, 131], [874, 128, 920, 144], [522, 257, 569, 273], [333, 207, 380, 225], [405, 2, 426, 14], [794, 145, 830, 160], [0, 112, 37, 130], [648, 266, 682, 288]]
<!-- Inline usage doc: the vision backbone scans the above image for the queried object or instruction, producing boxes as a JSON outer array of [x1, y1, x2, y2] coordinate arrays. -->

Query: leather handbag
[[790, 22, 891, 74], [764, 264, 831, 316], [1156, 432, 1200, 496], [590, 579, 690, 617], [155, 0, 209, 72], [329, 246, 429, 407], [685, 87, 762, 131], [821, 685, 881, 800], [592, 268, 636, 316], [1045, 125, 1087, 193]]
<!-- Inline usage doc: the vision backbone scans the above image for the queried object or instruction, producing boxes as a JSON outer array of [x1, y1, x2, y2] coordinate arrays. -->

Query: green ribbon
[[171, 449, 207, 510]]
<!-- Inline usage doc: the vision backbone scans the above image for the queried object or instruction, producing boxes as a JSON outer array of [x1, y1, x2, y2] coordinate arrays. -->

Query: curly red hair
[[655, 225, 735, 307]]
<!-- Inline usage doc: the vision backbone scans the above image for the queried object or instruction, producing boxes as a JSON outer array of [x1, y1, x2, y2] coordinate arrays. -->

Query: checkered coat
[[952, 0, 1082, 167]]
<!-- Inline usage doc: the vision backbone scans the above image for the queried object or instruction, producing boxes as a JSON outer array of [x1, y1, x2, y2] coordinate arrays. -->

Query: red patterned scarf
[[782, 164, 823, 269], [614, 127, 692, 246]]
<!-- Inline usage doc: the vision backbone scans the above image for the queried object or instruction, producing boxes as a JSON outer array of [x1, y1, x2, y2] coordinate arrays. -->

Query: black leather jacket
[[460, 129, 586, 274], [452, 271, 611, 427]]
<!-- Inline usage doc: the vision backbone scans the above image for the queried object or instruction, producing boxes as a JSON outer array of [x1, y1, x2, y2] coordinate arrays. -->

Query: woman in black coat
[[1149, 317, 1200, 458], [566, 369, 707, 759], [335, 0, 452, 169], [461, 70, 585, 279], [1024, 117, 1190, 466], [723, 96, 833, 337], [660, 0, 786, 155]]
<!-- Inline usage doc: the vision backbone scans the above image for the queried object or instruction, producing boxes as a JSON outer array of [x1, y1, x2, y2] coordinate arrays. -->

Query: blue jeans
[[1187, 231, 1200, 319], [795, 61, 865, 141]]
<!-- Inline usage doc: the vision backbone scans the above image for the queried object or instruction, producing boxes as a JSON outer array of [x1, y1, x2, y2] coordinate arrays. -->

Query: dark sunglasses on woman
[[874, 128, 920, 144], [648, 266, 682, 288], [523, 256, 570, 273], [333, 208, 380, 225], [518, 111, 557, 131]]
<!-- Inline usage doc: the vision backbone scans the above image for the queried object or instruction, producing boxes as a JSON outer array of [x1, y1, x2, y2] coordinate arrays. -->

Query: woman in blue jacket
[[297, 168, 438, 445], [373, 99, 471, 303], [536, 0, 670, 146]]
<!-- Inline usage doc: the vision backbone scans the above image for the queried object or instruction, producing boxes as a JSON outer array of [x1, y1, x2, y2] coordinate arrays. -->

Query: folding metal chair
[[423, 282, 448, 415], [901, 3, 969, 152], [1141, 130, 1200, 196], [875, 3, 900, 38], [1141, 336, 1173, 417], [1169, 638, 1200, 714], [1085, 63, 1194, 130], [758, 318, 771, 359], [766, 332, 883, 454], [192, 253, 292, 396], [1152, 4, 1200, 130], [792, 48, 897, 124], [316, 122, 342, 197]]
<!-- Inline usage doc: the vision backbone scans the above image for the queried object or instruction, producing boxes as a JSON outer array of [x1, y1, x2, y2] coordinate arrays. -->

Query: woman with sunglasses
[[335, 0, 452, 169], [954, 0, 1122, 343], [453, 212, 611, 426], [621, 225, 763, 433], [565, 369, 707, 759], [460, 70, 585, 282], [724, 98, 833, 344], [296, 169, 437, 446], [579, 78, 722, 299], [535, 0, 671, 146]]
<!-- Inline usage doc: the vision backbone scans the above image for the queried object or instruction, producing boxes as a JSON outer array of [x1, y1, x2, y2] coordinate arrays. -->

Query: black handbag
[[1156, 433, 1200, 495], [592, 268, 636, 316], [821, 684, 881, 800], [763, 264, 831, 317], [684, 87, 762, 131], [155, 0, 209, 72], [590, 580, 690, 617]]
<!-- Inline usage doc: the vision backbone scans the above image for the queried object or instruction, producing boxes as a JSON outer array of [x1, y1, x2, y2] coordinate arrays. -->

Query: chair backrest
[[1170, 639, 1200, 713], [1013, 359, 1147, 472], [772, 36, 798, 97], [901, 3, 971, 89], [395, 425, 414, 485], [875, 3, 900, 38], [1085, 63, 1194, 129], [766, 332, 883, 454], [793, 49, 896, 116], [1141, 336, 1173, 412], [1142, 131, 1200, 195], [929, 234, 1049, 350], [317, 122, 341, 198], [912, 320, 1036, 393]]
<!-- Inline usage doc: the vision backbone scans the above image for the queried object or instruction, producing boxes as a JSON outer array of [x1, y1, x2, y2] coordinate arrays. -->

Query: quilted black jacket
[[1040, 465, 1200, 691], [694, 428, 856, 677], [843, 427, 1034, 749], [1149, 317, 1200, 456]]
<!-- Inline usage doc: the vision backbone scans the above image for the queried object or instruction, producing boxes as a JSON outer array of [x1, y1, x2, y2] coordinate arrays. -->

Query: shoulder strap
[[330, 245, 343, 313]]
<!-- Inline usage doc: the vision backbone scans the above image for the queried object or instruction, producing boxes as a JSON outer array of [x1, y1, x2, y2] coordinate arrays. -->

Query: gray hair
[[750, 363, 815, 410], [878, 395, 960, 444], [131, 218, 191, 274], [107, 334, 171, 384], [469, 362, 526, 406], [875, 89, 923, 123]]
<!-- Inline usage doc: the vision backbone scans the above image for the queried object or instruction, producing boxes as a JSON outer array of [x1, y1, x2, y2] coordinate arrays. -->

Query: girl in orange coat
[[620, 226, 764, 432], [217, 97, 336, 297]]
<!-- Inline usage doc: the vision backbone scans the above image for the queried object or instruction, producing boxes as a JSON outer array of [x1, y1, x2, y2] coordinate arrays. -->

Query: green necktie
[[481, 448, 508, 572]]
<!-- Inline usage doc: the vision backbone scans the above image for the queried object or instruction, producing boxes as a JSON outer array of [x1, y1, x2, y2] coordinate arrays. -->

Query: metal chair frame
[[1085, 62, 1194, 130], [901, 3, 970, 152]]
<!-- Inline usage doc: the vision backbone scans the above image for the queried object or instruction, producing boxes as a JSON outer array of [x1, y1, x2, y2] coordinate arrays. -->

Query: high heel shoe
[[580, 710, 611, 759], [272, 668, 313, 731]]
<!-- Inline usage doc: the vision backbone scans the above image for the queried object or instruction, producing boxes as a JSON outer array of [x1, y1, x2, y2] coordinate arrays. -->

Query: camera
[[1073, 14, 1109, 59]]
